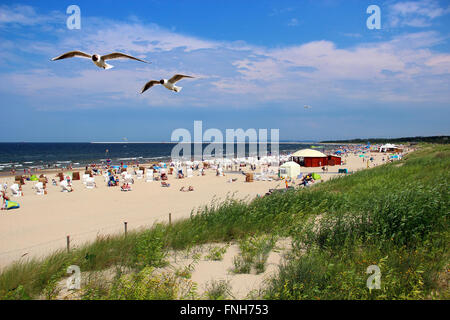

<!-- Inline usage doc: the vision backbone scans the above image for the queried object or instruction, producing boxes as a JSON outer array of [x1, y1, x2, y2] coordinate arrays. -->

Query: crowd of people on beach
[[0, 144, 410, 211]]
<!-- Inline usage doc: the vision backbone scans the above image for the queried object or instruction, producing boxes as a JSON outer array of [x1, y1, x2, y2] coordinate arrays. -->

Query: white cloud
[[388, 0, 450, 28]]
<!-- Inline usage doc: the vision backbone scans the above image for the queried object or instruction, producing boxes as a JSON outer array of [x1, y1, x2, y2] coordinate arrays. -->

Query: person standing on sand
[[1, 191, 10, 210]]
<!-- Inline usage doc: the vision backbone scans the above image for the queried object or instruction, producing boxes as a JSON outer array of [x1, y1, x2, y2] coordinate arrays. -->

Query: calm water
[[0, 142, 335, 172]]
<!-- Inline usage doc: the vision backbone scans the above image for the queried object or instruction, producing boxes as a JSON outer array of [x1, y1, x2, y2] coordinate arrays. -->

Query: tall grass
[[264, 145, 449, 299], [0, 144, 448, 299]]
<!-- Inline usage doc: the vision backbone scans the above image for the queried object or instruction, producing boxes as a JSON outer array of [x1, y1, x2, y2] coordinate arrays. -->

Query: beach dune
[[0, 152, 389, 269]]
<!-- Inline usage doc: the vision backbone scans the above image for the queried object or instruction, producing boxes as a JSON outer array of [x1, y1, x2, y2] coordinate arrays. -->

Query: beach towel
[[312, 173, 321, 180], [5, 200, 20, 210]]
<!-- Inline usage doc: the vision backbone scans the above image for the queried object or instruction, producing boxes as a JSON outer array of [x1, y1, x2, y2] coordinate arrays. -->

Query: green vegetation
[[174, 258, 198, 279], [82, 267, 197, 300], [320, 135, 449, 144], [0, 144, 448, 300], [232, 235, 277, 274], [204, 280, 233, 300], [204, 244, 230, 261]]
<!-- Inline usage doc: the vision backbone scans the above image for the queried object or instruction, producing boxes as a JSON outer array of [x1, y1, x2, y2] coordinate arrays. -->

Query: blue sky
[[0, 0, 449, 142]]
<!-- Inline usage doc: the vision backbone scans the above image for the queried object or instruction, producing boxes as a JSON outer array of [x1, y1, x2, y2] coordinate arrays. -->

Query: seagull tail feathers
[[104, 63, 114, 70], [174, 86, 182, 92]]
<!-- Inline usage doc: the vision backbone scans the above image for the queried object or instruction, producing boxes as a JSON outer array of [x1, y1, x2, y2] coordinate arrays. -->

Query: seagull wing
[[102, 52, 150, 63], [51, 51, 92, 61], [140, 80, 160, 94], [168, 74, 194, 84]]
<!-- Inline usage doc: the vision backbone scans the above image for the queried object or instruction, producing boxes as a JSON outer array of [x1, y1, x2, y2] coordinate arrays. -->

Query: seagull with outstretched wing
[[141, 74, 194, 94], [51, 51, 150, 69]]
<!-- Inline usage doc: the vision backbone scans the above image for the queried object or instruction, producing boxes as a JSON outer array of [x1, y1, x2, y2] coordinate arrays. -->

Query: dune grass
[[0, 144, 448, 299]]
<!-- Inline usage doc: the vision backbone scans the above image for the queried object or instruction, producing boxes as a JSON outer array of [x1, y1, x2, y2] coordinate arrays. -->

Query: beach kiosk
[[279, 161, 301, 179], [291, 149, 328, 167], [327, 155, 342, 166]]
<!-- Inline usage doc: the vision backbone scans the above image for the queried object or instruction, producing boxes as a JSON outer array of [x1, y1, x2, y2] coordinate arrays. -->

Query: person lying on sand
[[179, 186, 194, 192], [161, 181, 170, 187], [299, 174, 315, 187], [121, 182, 132, 191]]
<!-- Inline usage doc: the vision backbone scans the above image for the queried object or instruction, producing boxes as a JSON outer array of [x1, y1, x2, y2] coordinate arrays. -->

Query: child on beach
[[1, 191, 9, 210]]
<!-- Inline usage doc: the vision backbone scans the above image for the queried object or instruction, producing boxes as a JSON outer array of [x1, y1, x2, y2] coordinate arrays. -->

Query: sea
[[0, 142, 338, 172]]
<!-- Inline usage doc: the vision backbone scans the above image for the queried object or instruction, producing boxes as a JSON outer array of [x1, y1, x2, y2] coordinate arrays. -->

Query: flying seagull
[[304, 105, 312, 109], [51, 51, 150, 69], [140, 74, 194, 94]]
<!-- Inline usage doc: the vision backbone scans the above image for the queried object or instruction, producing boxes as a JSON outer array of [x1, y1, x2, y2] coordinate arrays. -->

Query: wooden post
[[124, 222, 128, 236], [169, 213, 172, 226], [66, 235, 70, 253]]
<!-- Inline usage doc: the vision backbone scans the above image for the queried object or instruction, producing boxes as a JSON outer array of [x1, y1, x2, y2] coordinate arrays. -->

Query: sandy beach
[[0, 151, 391, 269]]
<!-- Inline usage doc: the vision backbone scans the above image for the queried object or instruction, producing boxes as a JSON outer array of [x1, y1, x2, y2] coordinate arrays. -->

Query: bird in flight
[[304, 105, 312, 109], [51, 51, 150, 69], [140, 74, 194, 94]]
